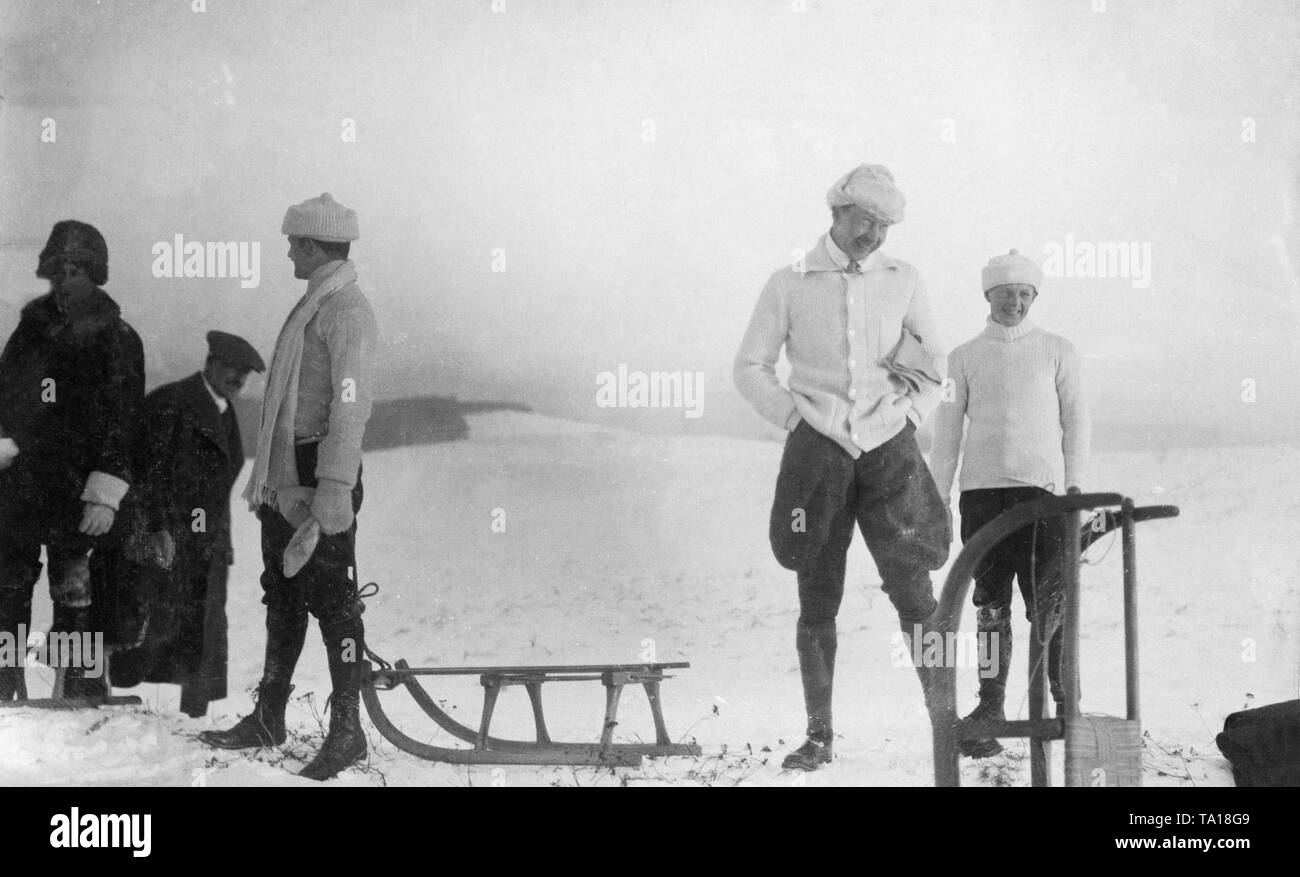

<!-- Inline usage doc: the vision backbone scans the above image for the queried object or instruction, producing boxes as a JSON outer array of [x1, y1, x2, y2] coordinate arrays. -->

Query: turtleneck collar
[[982, 315, 1038, 341]]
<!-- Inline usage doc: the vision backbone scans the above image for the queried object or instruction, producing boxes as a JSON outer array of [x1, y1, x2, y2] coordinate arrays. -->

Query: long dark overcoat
[[110, 372, 243, 716]]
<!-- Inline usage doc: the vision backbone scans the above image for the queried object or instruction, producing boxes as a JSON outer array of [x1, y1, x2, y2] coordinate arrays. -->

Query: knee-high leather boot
[[299, 613, 367, 781], [960, 606, 1013, 758], [782, 619, 837, 771], [199, 602, 307, 748]]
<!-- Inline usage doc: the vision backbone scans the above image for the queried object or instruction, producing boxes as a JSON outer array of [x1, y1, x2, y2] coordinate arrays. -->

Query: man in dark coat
[[111, 331, 263, 717], [0, 220, 145, 701]]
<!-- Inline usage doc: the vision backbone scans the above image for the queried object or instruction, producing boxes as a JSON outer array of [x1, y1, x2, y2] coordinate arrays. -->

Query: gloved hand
[[275, 486, 317, 528], [310, 478, 355, 535], [0, 437, 17, 470], [78, 502, 116, 537], [147, 530, 176, 569]]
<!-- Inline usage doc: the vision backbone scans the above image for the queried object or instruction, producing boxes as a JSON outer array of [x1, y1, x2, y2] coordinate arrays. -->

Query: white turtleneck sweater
[[929, 318, 1089, 499]]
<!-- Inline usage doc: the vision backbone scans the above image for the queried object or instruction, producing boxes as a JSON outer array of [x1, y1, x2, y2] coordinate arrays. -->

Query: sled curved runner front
[[930, 491, 1180, 786], [361, 660, 703, 766]]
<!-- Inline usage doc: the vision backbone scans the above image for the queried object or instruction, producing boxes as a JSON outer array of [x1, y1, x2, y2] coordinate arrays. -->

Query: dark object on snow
[[1216, 700, 1300, 787]]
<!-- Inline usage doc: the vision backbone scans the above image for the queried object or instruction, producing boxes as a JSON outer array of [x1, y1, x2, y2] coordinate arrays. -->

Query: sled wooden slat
[[362, 658, 702, 767], [956, 717, 1064, 741], [372, 662, 690, 677], [0, 695, 142, 710]]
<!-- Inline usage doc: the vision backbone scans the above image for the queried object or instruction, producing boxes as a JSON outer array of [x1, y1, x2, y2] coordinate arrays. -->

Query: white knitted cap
[[281, 192, 359, 242], [982, 249, 1043, 292], [826, 164, 906, 224]]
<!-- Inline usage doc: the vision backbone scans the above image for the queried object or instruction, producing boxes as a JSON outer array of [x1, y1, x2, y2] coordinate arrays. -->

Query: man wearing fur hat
[[0, 220, 145, 701], [929, 249, 1090, 757], [200, 194, 377, 781], [735, 165, 952, 771]]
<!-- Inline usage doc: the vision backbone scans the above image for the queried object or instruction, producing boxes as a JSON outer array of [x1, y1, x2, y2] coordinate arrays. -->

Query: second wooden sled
[[361, 659, 702, 766]]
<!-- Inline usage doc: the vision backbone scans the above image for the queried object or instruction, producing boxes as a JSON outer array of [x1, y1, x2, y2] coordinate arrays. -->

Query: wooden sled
[[931, 491, 1180, 787], [361, 659, 702, 766]]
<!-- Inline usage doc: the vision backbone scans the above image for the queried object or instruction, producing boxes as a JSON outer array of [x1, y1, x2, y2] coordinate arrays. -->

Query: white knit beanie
[[982, 249, 1043, 292], [281, 192, 359, 242], [826, 164, 906, 224]]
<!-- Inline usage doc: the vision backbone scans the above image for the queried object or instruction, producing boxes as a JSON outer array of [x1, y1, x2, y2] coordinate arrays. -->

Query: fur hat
[[37, 220, 109, 285], [826, 164, 906, 224]]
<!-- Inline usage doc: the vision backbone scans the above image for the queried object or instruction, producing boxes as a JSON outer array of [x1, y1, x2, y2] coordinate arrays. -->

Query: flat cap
[[207, 330, 265, 373]]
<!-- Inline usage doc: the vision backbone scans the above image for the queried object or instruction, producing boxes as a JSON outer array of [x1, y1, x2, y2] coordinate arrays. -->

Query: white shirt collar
[[201, 372, 229, 413], [814, 233, 892, 273]]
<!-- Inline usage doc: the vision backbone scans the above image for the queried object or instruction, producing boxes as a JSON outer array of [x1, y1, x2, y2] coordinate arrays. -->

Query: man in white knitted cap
[[200, 193, 378, 781], [929, 249, 1090, 757], [735, 164, 952, 771]]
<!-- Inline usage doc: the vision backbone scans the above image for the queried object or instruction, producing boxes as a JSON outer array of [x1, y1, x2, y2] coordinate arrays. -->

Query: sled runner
[[360, 657, 702, 766], [930, 490, 1179, 787], [0, 671, 142, 710], [0, 694, 143, 710]]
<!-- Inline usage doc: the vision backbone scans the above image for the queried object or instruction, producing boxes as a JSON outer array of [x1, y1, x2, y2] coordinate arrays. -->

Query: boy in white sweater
[[929, 250, 1090, 757]]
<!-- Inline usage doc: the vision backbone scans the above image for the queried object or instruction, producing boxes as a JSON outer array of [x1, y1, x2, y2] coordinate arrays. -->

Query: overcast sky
[[1, 0, 1296, 448]]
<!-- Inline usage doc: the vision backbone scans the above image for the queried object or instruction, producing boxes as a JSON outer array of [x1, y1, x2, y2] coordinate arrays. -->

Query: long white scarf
[[242, 260, 356, 510]]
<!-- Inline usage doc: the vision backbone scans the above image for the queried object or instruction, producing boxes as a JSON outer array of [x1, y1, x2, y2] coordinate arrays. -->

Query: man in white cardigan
[[735, 164, 951, 771], [200, 194, 377, 781], [928, 249, 1090, 757]]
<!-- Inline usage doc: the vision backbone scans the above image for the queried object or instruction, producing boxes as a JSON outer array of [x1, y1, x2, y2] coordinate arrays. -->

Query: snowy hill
[[2, 411, 1296, 786]]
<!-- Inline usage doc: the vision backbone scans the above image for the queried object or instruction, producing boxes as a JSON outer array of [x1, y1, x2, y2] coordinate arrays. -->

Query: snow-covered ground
[[3, 411, 1297, 786]]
